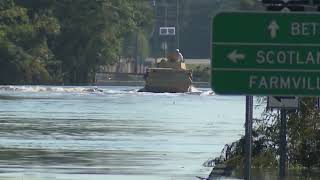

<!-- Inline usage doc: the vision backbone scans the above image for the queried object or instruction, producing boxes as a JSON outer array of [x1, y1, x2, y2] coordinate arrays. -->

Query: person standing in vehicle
[[175, 49, 184, 62]]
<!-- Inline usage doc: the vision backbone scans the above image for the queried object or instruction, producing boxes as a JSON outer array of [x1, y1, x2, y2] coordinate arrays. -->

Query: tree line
[[0, 0, 153, 85]]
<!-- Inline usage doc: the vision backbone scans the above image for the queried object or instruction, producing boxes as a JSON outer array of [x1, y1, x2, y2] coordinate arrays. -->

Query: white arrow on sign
[[268, 96, 299, 109], [227, 50, 245, 63], [268, 20, 279, 39]]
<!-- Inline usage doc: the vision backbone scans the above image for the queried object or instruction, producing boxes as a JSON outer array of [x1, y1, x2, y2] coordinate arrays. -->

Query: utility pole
[[135, 32, 139, 74], [176, 0, 180, 48], [164, 4, 167, 57]]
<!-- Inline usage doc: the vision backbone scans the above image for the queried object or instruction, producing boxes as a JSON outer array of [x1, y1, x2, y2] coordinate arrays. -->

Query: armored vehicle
[[139, 54, 192, 93]]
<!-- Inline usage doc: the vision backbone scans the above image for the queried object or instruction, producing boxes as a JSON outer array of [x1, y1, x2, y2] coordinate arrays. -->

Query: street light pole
[[176, 0, 180, 48], [164, 3, 167, 57]]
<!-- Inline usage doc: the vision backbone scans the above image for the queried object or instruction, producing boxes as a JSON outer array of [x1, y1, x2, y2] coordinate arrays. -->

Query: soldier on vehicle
[[175, 49, 184, 62]]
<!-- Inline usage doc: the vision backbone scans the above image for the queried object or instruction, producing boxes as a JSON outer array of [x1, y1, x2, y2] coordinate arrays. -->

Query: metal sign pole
[[279, 109, 287, 178], [245, 96, 253, 180]]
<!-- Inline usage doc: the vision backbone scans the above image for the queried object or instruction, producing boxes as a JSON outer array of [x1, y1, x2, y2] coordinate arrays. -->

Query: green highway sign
[[211, 11, 320, 95], [214, 45, 320, 69], [213, 12, 320, 44]]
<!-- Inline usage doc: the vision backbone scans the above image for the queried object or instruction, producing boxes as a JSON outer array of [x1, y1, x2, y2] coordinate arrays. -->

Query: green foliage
[[252, 150, 277, 168], [137, 31, 150, 60], [187, 64, 210, 82], [53, 0, 153, 84], [0, 0, 54, 84], [215, 97, 320, 171], [0, 0, 153, 84], [287, 98, 320, 168]]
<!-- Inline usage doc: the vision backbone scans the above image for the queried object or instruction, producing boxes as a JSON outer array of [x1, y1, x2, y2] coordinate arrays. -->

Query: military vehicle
[[139, 54, 193, 93]]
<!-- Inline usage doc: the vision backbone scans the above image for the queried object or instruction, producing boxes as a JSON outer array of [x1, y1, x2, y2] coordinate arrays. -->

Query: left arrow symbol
[[227, 50, 245, 63]]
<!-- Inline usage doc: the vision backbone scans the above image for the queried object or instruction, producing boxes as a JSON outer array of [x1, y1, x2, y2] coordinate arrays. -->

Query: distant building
[[150, 0, 179, 58], [150, 0, 243, 59], [150, 0, 223, 59]]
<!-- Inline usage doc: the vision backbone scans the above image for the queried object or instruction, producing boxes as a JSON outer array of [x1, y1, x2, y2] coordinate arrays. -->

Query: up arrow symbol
[[268, 20, 279, 39], [227, 50, 245, 63]]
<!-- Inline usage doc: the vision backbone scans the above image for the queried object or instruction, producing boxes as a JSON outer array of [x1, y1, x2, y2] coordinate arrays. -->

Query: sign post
[[279, 109, 287, 178], [211, 12, 320, 96], [211, 9, 320, 180], [245, 96, 253, 180], [268, 96, 299, 109]]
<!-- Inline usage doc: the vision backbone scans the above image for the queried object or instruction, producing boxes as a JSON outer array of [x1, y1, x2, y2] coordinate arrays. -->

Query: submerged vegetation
[[0, 0, 153, 84], [208, 97, 320, 173]]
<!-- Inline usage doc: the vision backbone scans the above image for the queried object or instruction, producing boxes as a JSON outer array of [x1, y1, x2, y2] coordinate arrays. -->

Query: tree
[[0, 0, 59, 84], [53, 0, 153, 84]]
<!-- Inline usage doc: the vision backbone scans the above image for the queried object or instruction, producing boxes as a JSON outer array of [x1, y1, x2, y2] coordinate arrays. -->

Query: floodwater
[[0, 85, 249, 180]]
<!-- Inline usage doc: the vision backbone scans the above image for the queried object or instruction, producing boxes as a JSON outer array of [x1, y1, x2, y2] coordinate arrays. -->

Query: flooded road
[[0, 86, 246, 180]]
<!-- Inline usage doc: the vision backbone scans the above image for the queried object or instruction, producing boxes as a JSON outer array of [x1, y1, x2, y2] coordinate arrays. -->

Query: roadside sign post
[[262, 3, 307, 178], [316, 97, 320, 108], [268, 96, 299, 109], [268, 95, 298, 178], [279, 109, 287, 178], [245, 96, 253, 180], [211, 7, 320, 180]]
